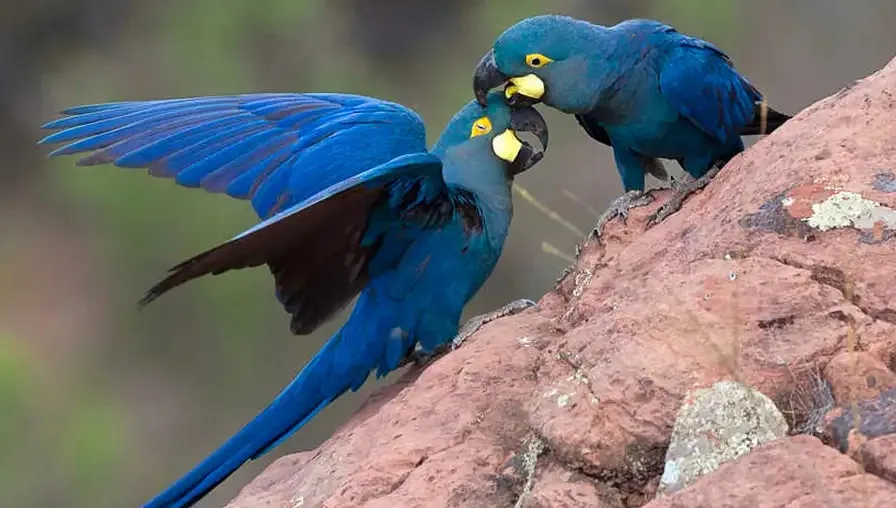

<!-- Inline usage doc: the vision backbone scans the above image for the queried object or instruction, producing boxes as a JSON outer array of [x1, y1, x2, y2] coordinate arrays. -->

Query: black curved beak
[[474, 49, 544, 109], [473, 49, 509, 107], [508, 107, 549, 176]]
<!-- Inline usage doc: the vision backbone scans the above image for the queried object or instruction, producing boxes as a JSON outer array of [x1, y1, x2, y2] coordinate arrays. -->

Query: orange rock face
[[228, 57, 896, 508]]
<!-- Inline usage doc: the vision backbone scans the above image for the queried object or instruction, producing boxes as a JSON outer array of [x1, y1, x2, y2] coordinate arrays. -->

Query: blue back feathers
[[654, 29, 761, 142], [491, 15, 762, 136]]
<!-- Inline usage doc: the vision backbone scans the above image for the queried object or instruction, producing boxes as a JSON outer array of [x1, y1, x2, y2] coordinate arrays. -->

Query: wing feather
[[139, 153, 454, 335], [40, 93, 428, 218], [659, 33, 761, 143]]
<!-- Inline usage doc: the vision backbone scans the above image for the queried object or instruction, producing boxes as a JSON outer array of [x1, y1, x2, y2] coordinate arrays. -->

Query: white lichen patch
[[556, 394, 572, 408], [561, 268, 595, 321], [518, 336, 534, 347], [542, 385, 576, 408], [805, 191, 896, 231], [566, 369, 589, 385], [781, 196, 795, 207]]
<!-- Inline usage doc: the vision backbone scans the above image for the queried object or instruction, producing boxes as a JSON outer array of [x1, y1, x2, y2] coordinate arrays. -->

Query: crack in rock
[[556, 351, 601, 407], [770, 256, 896, 325], [512, 435, 547, 508]]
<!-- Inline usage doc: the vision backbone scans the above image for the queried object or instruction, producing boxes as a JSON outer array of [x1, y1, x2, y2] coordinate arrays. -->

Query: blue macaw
[[39, 90, 548, 508], [473, 15, 792, 229]]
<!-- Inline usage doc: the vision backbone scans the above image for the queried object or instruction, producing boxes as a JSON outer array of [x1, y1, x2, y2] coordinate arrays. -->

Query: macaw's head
[[433, 89, 548, 185], [473, 15, 602, 114]]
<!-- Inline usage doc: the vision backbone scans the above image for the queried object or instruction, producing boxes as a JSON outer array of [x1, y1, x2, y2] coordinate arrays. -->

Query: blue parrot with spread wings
[[39, 89, 547, 508]]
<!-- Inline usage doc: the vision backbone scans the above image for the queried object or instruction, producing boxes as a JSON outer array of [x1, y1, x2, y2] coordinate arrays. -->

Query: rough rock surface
[[656, 380, 789, 496], [644, 436, 896, 508], [824, 351, 896, 405], [228, 58, 896, 507], [859, 434, 896, 484], [821, 387, 896, 454]]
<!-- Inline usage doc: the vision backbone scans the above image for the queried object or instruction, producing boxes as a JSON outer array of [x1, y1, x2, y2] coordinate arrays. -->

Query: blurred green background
[[3, 0, 894, 506]]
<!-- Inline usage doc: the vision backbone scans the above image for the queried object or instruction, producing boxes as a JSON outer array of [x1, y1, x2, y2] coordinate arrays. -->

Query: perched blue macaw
[[39, 90, 548, 508], [473, 15, 792, 229]]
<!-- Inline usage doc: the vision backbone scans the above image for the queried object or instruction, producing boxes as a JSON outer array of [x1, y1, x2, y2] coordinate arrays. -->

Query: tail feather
[[740, 100, 792, 136], [143, 331, 370, 508]]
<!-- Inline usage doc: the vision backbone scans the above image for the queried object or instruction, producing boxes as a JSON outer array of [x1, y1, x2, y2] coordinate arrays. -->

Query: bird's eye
[[470, 117, 493, 138], [525, 53, 553, 68]]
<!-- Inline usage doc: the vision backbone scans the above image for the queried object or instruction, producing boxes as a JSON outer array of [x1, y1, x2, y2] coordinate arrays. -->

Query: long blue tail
[[143, 327, 379, 508]]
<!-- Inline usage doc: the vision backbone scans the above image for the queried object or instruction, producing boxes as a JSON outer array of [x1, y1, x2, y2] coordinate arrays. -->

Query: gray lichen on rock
[[804, 191, 896, 231], [657, 380, 789, 496]]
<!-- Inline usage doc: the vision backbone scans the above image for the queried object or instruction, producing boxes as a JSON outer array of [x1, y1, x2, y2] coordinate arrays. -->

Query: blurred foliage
[[648, 0, 742, 46], [2, 0, 894, 507], [58, 395, 130, 504], [0, 333, 36, 502]]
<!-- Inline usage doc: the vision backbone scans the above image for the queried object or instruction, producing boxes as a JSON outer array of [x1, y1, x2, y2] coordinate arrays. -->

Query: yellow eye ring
[[525, 53, 553, 68], [470, 117, 493, 138]]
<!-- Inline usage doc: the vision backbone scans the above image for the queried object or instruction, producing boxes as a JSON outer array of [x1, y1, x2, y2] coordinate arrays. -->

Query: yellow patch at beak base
[[492, 129, 523, 162], [504, 84, 520, 99], [508, 74, 545, 100]]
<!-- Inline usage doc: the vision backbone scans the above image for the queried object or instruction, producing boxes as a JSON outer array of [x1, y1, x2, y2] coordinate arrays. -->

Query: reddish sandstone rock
[[824, 351, 896, 405], [526, 457, 622, 508], [643, 436, 896, 508], [860, 434, 896, 484], [228, 57, 896, 508]]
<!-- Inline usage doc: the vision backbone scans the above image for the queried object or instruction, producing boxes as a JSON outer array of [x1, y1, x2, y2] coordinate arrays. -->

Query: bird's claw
[[592, 190, 654, 238], [399, 299, 539, 369], [452, 298, 539, 350], [645, 166, 722, 228], [405, 344, 448, 368]]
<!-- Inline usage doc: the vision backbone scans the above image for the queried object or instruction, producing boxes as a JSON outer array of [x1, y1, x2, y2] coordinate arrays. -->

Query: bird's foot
[[645, 166, 722, 227], [401, 299, 539, 369], [404, 344, 448, 368], [592, 190, 654, 238], [452, 298, 539, 350]]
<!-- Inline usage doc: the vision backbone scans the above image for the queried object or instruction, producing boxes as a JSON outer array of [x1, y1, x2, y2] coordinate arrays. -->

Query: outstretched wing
[[139, 152, 452, 335], [39, 93, 428, 218], [658, 32, 762, 144]]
